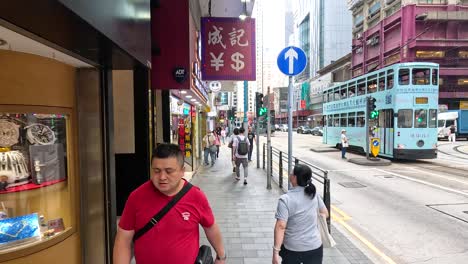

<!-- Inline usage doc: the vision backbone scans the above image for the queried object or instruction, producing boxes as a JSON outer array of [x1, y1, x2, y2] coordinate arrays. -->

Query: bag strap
[[133, 182, 193, 242]]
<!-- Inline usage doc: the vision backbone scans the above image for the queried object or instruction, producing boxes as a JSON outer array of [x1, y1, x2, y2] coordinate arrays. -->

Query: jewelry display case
[[0, 112, 71, 252]]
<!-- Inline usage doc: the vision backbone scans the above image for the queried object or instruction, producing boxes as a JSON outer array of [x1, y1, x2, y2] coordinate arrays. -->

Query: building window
[[354, 14, 364, 27], [458, 78, 468, 85], [417, 0, 448, 4], [416, 51, 445, 58], [459, 51, 468, 58], [460, 0, 468, 5]]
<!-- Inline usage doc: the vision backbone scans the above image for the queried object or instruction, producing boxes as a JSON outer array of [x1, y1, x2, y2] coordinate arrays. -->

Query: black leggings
[[279, 245, 323, 264]]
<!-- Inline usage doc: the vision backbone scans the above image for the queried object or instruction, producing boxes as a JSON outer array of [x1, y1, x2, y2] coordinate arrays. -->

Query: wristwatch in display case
[[25, 123, 56, 145], [0, 120, 20, 147]]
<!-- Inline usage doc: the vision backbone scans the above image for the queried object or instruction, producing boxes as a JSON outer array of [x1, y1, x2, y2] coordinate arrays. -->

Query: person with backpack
[[202, 131, 216, 166], [228, 128, 239, 173], [232, 127, 250, 185]]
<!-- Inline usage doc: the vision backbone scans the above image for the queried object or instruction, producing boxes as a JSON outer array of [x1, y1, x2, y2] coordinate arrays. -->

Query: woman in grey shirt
[[273, 164, 329, 264]]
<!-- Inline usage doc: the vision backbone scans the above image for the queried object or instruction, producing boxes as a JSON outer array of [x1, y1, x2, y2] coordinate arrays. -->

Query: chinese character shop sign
[[201, 17, 256, 80]]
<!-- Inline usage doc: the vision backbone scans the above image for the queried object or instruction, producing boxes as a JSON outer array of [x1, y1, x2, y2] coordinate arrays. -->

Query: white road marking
[[434, 156, 468, 165], [407, 167, 468, 185], [375, 168, 468, 198]]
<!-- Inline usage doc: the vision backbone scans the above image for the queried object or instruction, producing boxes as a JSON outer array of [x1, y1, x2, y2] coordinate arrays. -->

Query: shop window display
[[0, 112, 69, 251]]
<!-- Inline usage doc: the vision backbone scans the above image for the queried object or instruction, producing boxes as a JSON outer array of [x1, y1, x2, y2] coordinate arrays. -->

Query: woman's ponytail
[[293, 164, 316, 198], [304, 179, 316, 199]]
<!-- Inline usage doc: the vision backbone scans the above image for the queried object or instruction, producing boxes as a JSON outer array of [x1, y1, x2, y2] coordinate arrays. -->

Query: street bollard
[[279, 151, 283, 188]]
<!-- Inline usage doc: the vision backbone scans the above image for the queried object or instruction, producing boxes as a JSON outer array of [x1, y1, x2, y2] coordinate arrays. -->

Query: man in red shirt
[[113, 143, 226, 264]]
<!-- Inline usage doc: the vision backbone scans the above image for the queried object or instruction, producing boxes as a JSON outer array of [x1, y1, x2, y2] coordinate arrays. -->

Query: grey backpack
[[236, 136, 249, 155]]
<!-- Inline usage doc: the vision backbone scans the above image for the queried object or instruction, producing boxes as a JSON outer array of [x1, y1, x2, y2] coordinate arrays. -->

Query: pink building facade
[[350, 1, 468, 109]]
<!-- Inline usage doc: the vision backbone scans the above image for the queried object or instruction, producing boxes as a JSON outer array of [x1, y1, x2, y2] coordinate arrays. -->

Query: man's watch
[[216, 253, 227, 260]]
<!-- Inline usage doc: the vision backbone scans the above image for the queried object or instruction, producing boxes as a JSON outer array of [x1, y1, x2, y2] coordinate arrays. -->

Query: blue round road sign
[[277, 46, 307, 76], [372, 140, 379, 146]]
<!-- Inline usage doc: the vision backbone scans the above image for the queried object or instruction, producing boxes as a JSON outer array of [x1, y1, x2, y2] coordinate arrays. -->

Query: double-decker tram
[[322, 62, 439, 159]]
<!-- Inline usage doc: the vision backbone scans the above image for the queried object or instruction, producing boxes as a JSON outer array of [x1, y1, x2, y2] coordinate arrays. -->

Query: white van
[[437, 112, 457, 138]]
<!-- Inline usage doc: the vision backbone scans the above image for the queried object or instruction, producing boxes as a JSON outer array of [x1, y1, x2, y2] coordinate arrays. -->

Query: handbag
[[317, 198, 336, 248], [195, 245, 214, 264]]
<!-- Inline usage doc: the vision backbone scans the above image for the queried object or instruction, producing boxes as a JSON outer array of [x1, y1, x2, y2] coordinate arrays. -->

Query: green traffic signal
[[370, 110, 379, 119], [259, 107, 268, 116]]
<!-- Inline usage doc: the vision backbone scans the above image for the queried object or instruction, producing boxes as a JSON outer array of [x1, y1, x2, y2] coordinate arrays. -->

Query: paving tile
[[192, 146, 374, 264]]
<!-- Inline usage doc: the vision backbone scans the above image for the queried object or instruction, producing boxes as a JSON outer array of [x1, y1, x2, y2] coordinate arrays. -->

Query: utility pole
[[266, 86, 272, 189]]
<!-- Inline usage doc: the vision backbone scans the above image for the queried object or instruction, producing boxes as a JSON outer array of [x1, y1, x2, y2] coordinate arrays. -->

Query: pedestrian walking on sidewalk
[[340, 129, 349, 159], [202, 131, 217, 166], [221, 128, 226, 145], [113, 143, 226, 264], [273, 164, 329, 264], [449, 124, 456, 143], [228, 128, 239, 172], [233, 127, 250, 185], [247, 127, 255, 162], [213, 130, 221, 158]]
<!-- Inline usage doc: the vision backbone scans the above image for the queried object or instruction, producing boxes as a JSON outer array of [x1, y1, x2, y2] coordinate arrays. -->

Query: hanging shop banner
[[201, 17, 256, 81]]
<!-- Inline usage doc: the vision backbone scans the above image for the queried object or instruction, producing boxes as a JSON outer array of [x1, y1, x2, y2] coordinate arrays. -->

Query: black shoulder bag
[[132, 182, 214, 264], [133, 182, 193, 241]]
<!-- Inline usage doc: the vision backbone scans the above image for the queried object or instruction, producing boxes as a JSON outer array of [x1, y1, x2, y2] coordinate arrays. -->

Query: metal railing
[[263, 144, 331, 231]]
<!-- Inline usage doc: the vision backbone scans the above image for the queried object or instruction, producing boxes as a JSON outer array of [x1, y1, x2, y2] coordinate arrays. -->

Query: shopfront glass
[[170, 97, 194, 168], [0, 112, 71, 252]]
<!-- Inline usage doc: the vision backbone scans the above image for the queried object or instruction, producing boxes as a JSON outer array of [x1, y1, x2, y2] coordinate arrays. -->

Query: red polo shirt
[[119, 180, 215, 264]]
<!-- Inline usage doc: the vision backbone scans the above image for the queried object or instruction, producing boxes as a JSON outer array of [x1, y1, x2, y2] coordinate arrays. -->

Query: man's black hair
[[239, 127, 245, 134], [152, 143, 184, 167]]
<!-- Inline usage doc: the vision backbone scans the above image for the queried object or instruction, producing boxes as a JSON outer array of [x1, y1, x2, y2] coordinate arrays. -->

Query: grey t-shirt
[[275, 186, 326, 251]]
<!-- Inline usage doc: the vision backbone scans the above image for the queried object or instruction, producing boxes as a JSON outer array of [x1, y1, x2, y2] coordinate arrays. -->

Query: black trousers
[[279, 245, 323, 264]]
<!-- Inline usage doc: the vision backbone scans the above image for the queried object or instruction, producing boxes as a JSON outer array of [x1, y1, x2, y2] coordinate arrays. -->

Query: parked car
[[280, 124, 288, 132], [297, 126, 312, 134], [310, 127, 323, 136], [274, 124, 280, 131]]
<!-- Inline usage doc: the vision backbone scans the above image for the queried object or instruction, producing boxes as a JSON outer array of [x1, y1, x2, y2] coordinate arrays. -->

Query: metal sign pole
[[287, 76, 293, 178], [266, 86, 272, 189]]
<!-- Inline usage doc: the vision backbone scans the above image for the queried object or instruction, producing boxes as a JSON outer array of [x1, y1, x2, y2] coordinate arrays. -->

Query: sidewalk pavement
[[193, 144, 374, 264]]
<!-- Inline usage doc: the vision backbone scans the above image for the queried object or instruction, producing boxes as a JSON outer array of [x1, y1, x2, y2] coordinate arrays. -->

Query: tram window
[[327, 115, 332, 127], [412, 69, 430, 85], [334, 89, 341, 100], [333, 114, 340, 127], [340, 113, 347, 127], [414, 109, 427, 128], [398, 109, 413, 128], [432, 69, 438, 85], [429, 109, 437, 128], [358, 82, 366, 95], [367, 78, 377, 94], [399, 69, 410, 85], [323, 92, 327, 103], [349, 84, 356, 97], [387, 70, 394, 89], [357, 111, 365, 127], [328, 92, 334, 102], [378, 76, 385, 91], [348, 112, 356, 127], [340, 85, 347, 99]]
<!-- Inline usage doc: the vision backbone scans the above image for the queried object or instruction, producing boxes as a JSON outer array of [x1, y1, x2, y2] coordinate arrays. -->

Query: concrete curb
[[310, 147, 340, 153], [348, 158, 392, 166]]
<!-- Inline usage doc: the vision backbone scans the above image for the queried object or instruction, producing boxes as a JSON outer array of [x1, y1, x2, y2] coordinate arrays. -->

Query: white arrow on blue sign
[[277, 46, 307, 76]]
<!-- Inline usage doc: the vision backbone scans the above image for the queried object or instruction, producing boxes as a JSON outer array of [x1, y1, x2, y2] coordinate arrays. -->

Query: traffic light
[[256, 92, 264, 116], [367, 97, 378, 119], [227, 109, 233, 120], [231, 107, 237, 120]]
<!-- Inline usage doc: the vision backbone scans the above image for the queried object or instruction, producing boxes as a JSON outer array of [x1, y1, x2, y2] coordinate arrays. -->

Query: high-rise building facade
[[349, 0, 468, 109]]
